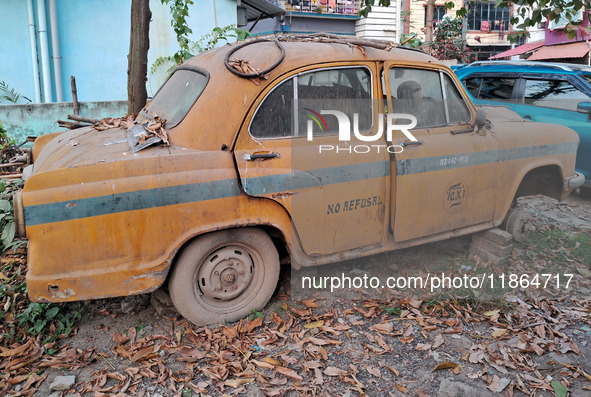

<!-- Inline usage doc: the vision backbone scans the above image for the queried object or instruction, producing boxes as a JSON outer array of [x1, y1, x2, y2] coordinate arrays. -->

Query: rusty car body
[[15, 36, 584, 326]]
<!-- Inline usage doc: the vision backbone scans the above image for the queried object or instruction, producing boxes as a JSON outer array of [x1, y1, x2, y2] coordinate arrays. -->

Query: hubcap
[[197, 246, 254, 301]]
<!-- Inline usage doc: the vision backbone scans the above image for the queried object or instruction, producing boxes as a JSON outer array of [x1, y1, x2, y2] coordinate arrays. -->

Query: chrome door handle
[[244, 152, 281, 161]]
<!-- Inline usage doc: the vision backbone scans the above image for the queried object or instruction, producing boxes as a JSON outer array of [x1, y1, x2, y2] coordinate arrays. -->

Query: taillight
[[13, 190, 25, 237]]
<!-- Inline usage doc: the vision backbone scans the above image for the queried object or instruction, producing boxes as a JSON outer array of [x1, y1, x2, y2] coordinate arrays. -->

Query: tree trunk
[[424, 0, 435, 53], [127, 0, 151, 115]]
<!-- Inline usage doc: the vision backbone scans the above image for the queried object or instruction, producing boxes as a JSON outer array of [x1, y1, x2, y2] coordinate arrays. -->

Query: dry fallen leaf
[[263, 357, 282, 366], [305, 320, 324, 329], [324, 367, 347, 376], [433, 361, 459, 371], [225, 378, 254, 388], [275, 366, 304, 381]]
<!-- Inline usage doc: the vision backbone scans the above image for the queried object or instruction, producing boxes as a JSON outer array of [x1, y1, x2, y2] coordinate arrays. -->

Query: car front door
[[384, 64, 499, 242]]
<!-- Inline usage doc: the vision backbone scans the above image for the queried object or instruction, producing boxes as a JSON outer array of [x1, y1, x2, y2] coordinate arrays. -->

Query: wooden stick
[[0, 163, 24, 169], [70, 75, 80, 116], [68, 114, 99, 124], [0, 174, 22, 179], [57, 120, 86, 129]]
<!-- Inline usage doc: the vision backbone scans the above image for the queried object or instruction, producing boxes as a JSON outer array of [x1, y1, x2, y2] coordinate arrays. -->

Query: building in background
[[406, 0, 513, 60], [248, 0, 402, 42], [489, 6, 591, 64], [0, 0, 283, 140]]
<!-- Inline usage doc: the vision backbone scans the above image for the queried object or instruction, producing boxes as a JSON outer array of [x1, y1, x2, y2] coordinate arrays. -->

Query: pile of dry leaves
[[1, 195, 590, 396]]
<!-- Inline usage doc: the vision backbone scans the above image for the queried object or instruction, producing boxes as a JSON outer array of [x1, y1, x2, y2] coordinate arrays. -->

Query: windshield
[[138, 68, 208, 128]]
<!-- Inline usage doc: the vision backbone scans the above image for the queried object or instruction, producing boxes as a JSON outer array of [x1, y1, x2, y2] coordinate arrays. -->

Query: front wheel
[[168, 228, 280, 326], [504, 208, 534, 243]]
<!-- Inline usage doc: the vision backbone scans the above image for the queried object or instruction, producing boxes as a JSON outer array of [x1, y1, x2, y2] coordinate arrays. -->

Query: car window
[[139, 69, 208, 128], [464, 77, 516, 101], [389, 68, 446, 128], [581, 74, 591, 85], [523, 79, 590, 111], [443, 74, 471, 123], [250, 67, 372, 139]]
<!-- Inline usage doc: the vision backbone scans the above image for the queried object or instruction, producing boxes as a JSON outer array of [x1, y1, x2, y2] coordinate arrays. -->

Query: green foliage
[[0, 261, 84, 346], [399, 11, 423, 48], [380, 305, 401, 316], [0, 81, 31, 105], [525, 229, 591, 264], [160, 0, 195, 64], [361, 0, 591, 41], [135, 319, 147, 332], [0, 179, 21, 252], [430, 16, 476, 63], [150, 24, 250, 77], [248, 308, 264, 321], [192, 25, 250, 54], [15, 302, 83, 345]]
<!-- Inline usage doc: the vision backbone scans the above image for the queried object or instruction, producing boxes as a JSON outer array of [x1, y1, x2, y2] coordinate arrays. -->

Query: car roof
[[453, 60, 591, 78], [185, 35, 440, 77]]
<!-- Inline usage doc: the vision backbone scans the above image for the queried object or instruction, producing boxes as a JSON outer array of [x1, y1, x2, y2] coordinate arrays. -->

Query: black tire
[[168, 228, 280, 326]]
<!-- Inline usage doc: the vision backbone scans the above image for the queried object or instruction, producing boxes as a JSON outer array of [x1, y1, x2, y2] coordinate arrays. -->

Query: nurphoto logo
[[305, 110, 419, 154]]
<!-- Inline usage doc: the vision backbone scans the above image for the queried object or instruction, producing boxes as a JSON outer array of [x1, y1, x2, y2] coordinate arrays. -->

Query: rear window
[[464, 77, 516, 101], [139, 68, 208, 128]]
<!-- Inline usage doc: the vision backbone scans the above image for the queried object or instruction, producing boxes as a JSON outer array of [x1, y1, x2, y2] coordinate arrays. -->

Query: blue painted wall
[[0, 0, 237, 104]]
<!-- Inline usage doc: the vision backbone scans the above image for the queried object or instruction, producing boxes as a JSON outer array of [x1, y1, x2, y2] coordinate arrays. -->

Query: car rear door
[[234, 63, 390, 256], [384, 63, 499, 242], [511, 75, 591, 180]]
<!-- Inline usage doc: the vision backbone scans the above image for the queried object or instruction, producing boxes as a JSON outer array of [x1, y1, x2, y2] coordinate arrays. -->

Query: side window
[[443, 75, 471, 123], [523, 79, 589, 111], [463, 77, 482, 98], [250, 67, 372, 138], [297, 68, 372, 135], [389, 68, 446, 128], [250, 79, 294, 138], [466, 77, 516, 100]]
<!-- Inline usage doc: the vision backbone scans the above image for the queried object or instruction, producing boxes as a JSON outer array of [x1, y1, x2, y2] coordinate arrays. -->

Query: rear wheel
[[168, 228, 279, 326]]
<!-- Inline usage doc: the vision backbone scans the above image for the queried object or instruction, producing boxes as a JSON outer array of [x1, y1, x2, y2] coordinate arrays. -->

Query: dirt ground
[[9, 191, 591, 397]]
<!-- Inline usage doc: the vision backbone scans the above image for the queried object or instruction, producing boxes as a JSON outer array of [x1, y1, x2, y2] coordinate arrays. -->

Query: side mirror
[[475, 108, 488, 128], [577, 101, 591, 114]]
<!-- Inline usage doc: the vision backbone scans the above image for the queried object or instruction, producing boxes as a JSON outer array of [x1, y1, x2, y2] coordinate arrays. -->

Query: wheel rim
[[196, 245, 258, 305], [506, 209, 534, 242]]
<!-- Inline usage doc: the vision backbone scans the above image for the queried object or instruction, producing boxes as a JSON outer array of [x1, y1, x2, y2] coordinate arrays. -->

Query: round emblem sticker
[[445, 182, 466, 210]]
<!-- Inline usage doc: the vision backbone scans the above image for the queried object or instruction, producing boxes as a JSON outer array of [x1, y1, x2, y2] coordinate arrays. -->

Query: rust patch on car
[[271, 192, 292, 200]]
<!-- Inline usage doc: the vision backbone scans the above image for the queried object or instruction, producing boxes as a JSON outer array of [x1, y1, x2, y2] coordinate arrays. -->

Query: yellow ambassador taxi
[[14, 36, 584, 326]]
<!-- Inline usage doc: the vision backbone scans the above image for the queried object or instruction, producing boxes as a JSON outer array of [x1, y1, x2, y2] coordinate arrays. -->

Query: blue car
[[454, 61, 591, 187]]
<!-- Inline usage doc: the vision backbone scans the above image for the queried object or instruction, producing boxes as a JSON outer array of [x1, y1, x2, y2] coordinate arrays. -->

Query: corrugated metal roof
[[241, 0, 285, 22], [528, 41, 591, 61], [489, 41, 544, 59]]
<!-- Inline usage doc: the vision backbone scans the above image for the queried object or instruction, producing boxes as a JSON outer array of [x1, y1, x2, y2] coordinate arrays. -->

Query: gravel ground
[[11, 191, 591, 396]]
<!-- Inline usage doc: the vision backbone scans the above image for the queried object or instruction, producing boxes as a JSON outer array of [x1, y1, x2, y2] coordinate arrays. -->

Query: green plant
[[430, 16, 476, 63], [0, 178, 22, 252], [0, 81, 31, 104], [399, 11, 423, 48], [135, 319, 147, 332], [380, 305, 401, 316], [150, 24, 250, 77], [16, 302, 84, 345], [248, 308, 264, 321], [400, 33, 423, 49], [160, 0, 195, 64]]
